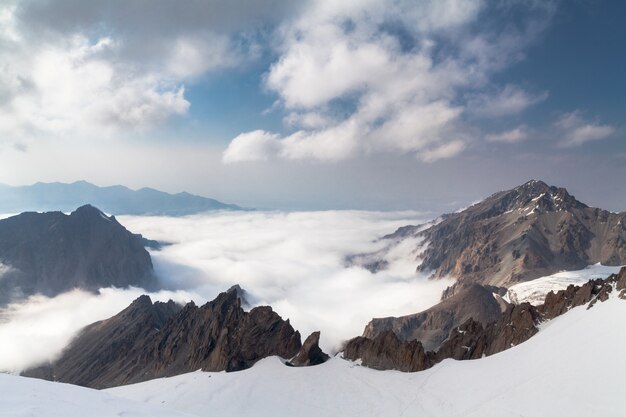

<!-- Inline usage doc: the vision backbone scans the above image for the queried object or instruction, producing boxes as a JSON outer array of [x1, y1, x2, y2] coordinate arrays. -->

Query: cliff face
[[385, 180, 626, 293], [362, 284, 504, 351], [24, 287, 305, 389], [344, 267, 626, 372], [0, 205, 157, 305]]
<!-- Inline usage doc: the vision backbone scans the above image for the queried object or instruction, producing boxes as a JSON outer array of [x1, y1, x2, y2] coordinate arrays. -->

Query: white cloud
[[165, 35, 248, 79], [468, 85, 548, 118], [486, 125, 530, 143], [224, 0, 553, 163], [0, 210, 452, 371], [284, 111, 336, 129], [555, 111, 616, 147], [419, 140, 466, 162], [118, 211, 451, 353], [0, 288, 200, 373], [0, 1, 272, 138], [222, 130, 281, 163], [0, 8, 190, 136]]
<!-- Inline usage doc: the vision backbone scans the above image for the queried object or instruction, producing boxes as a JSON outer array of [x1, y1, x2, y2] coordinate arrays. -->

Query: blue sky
[[0, 0, 624, 211]]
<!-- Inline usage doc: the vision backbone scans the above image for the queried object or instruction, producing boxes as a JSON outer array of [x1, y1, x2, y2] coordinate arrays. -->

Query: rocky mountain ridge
[[0, 205, 157, 305], [385, 180, 626, 295], [344, 266, 626, 372], [362, 284, 505, 351], [24, 286, 328, 388]]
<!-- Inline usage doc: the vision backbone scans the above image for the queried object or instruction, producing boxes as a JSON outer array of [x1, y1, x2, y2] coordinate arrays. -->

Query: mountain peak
[[0, 206, 156, 305], [475, 180, 586, 219], [382, 180, 625, 291], [516, 179, 550, 192], [70, 204, 113, 222]]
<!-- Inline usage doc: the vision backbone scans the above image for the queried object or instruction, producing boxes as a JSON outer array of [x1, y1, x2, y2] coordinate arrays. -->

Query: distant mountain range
[[0, 181, 242, 215]]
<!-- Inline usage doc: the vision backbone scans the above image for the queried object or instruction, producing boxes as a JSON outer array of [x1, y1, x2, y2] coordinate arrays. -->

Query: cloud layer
[[0, 210, 451, 372], [0, 288, 201, 373], [120, 211, 451, 353]]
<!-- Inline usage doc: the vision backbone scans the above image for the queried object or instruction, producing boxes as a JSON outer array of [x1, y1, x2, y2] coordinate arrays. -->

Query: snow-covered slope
[[506, 263, 622, 305], [0, 373, 192, 417], [108, 295, 626, 417]]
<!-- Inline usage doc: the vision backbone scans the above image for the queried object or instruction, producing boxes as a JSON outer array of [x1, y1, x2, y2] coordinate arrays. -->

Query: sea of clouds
[[0, 210, 452, 372]]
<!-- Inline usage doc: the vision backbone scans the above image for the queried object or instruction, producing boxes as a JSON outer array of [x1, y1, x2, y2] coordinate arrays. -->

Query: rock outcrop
[[0, 205, 157, 305], [362, 284, 504, 351], [383, 180, 626, 295], [23, 295, 182, 388], [288, 331, 329, 367], [24, 287, 307, 388], [344, 267, 626, 372]]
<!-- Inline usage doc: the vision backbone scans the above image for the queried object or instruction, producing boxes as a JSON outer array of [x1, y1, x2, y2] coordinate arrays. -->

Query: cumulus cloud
[[0, 0, 298, 138], [486, 125, 530, 143], [223, 0, 555, 163], [222, 130, 281, 163], [468, 85, 548, 118], [0, 7, 190, 136], [555, 111, 616, 147]]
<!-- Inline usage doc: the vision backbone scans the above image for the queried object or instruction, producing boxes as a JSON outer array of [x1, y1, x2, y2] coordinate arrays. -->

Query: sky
[[0, 0, 624, 212]]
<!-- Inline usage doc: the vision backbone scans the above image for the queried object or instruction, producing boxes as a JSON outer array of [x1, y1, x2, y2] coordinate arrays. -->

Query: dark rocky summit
[[362, 284, 504, 351], [24, 287, 311, 388], [23, 295, 182, 388], [344, 267, 626, 372], [384, 180, 626, 295], [0, 205, 157, 305], [288, 331, 330, 367]]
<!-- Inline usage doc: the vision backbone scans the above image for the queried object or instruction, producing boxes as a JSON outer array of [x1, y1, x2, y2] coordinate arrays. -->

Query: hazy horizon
[[1, 175, 624, 214]]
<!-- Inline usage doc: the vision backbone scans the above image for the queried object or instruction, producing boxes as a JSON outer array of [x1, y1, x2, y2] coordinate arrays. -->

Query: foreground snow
[[506, 263, 622, 305], [107, 295, 626, 417], [0, 373, 191, 417], [2, 294, 624, 416]]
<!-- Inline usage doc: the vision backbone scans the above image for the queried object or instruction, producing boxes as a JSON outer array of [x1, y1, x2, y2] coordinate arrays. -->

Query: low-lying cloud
[[0, 288, 201, 373], [0, 210, 451, 371], [120, 211, 451, 353]]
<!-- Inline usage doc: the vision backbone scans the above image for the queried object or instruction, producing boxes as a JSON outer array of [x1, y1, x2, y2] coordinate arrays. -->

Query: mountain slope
[[386, 180, 626, 294], [24, 287, 308, 388], [362, 283, 505, 350], [0, 181, 242, 215], [343, 266, 626, 372], [23, 296, 182, 388], [0, 205, 157, 305], [107, 290, 626, 417]]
